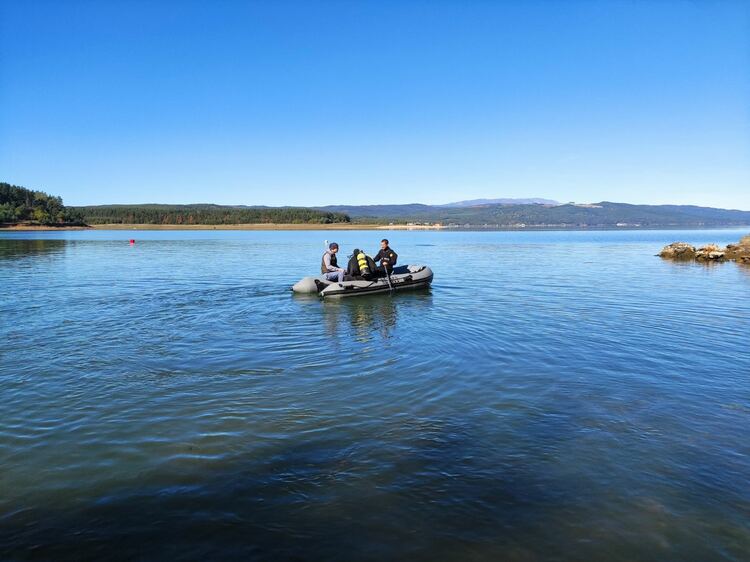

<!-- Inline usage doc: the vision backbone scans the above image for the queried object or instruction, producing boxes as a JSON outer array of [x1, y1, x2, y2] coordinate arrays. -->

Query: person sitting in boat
[[374, 239, 398, 274], [347, 248, 377, 280], [321, 242, 346, 282]]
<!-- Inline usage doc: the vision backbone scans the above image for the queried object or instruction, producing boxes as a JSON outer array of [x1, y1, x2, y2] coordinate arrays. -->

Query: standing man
[[374, 238, 398, 274], [321, 242, 346, 282]]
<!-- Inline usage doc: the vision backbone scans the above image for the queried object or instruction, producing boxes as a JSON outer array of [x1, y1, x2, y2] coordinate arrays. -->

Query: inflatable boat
[[292, 265, 433, 298]]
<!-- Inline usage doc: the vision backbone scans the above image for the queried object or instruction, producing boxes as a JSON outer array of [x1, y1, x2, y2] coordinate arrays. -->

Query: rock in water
[[659, 242, 696, 260], [659, 233, 750, 264], [695, 244, 726, 261], [725, 236, 750, 262]]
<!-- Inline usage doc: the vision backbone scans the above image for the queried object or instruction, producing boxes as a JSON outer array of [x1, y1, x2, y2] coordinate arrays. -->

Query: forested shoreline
[[4, 181, 750, 229], [72, 204, 351, 225], [0, 183, 85, 226], [1, 183, 352, 226]]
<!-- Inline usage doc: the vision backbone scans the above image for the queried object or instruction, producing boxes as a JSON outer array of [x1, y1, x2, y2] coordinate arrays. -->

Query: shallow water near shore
[[2, 228, 749, 561]]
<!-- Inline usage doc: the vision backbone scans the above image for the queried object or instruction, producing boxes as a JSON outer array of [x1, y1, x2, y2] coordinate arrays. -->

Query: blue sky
[[1, 0, 748, 208]]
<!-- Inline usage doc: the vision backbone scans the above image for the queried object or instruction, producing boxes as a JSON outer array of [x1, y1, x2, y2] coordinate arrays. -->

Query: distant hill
[[320, 201, 750, 227], [5, 180, 749, 228], [315, 204, 436, 219], [441, 198, 559, 207], [78, 201, 750, 227]]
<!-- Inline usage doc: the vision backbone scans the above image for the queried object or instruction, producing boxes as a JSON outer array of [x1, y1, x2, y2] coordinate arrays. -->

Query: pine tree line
[[72, 204, 351, 225], [0, 183, 85, 225]]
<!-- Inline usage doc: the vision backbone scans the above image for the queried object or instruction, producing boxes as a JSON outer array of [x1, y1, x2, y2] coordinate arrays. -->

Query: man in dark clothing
[[373, 239, 397, 274]]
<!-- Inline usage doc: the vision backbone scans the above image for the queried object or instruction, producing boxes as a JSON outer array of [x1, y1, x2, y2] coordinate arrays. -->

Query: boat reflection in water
[[293, 290, 433, 345], [330, 295, 399, 343]]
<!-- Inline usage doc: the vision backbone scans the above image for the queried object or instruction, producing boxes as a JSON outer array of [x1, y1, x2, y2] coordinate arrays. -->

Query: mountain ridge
[[441, 197, 559, 207], [313, 201, 750, 227], [5, 181, 750, 228], [72, 201, 750, 227]]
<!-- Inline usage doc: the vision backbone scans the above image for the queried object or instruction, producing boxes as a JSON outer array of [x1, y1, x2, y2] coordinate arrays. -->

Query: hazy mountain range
[[313, 201, 750, 227], [72, 201, 750, 227], [440, 198, 559, 207], [5, 181, 750, 228]]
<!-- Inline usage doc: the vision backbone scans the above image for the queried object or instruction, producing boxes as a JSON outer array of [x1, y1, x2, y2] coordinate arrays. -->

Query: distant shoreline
[[1, 224, 90, 231], [88, 223, 444, 231], [0, 223, 443, 231], [2, 223, 748, 232]]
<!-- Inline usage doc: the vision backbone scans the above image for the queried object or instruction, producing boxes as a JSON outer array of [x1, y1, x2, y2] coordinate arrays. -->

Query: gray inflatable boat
[[292, 265, 433, 298]]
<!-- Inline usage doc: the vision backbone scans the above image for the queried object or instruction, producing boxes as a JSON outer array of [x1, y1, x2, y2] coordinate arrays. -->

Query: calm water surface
[[1, 229, 749, 561]]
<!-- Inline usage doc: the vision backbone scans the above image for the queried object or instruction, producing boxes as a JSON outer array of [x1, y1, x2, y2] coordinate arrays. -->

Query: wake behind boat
[[292, 264, 434, 298]]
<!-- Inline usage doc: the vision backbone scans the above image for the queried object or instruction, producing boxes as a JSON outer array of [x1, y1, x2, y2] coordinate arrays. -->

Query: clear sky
[[1, 0, 748, 208]]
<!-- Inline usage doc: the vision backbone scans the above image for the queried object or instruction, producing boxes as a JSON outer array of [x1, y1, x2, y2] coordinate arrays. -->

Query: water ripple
[[1, 230, 749, 560]]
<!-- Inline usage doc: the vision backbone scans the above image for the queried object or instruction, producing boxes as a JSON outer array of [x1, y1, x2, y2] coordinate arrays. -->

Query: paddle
[[382, 259, 394, 293]]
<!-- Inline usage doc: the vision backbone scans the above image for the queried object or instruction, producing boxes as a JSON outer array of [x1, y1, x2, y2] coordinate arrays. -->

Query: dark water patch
[[2, 414, 747, 561]]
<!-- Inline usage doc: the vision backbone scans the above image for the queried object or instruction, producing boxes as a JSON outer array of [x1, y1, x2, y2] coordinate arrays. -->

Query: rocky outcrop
[[695, 244, 725, 261], [725, 236, 750, 264], [659, 242, 696, 260], [659, 234, 750, 264]]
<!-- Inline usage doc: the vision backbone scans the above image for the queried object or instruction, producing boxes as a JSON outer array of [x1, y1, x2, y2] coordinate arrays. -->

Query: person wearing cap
[[321, 242, 346, 282]]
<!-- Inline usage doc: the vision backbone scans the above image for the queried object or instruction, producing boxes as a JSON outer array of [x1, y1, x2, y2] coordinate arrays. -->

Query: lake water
[[1, 228, 749, 561]]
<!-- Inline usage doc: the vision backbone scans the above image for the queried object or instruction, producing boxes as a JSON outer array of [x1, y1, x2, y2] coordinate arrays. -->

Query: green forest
[[72, 204, 351, 225], [5, 180, 749, 228], [0, 183, 84, 225], [1, 183, 351, 226]]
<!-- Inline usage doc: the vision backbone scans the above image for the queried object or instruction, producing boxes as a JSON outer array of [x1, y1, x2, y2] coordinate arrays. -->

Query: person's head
[[329, 242, 339, 254], [380, 239, 389, 250]]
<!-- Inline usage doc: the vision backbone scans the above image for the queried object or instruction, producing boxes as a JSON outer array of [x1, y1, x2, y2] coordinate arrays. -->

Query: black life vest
[[321, 251, 338, 274]]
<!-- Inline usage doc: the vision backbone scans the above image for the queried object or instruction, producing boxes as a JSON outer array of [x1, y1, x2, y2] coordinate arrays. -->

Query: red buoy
[[129, 239, 135, 244]]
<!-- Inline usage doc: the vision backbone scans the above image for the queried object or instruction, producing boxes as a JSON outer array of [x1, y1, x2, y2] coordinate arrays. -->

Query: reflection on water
[[1, 230, 749, 561], [296, 291, 432, 344], [329, 294, 408, 343], [735, 261, 750, 278], [0, 238, 67, 260]]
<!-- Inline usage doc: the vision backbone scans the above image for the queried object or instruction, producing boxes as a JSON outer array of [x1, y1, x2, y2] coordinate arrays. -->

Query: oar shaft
[[384, 265, 394, 293]]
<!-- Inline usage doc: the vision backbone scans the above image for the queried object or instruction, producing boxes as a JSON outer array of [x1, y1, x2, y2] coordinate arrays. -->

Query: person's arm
[[389, 250, 398, 265], [373, 249, 384, 262]]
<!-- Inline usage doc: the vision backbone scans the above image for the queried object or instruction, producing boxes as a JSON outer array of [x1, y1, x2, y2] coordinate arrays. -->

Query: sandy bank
[[86, 223, 445, 231], [88, 223, 382, 231], [378, 224, 445, 230], [0, 225, 90, 231], [2, 223, 446, 231]]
